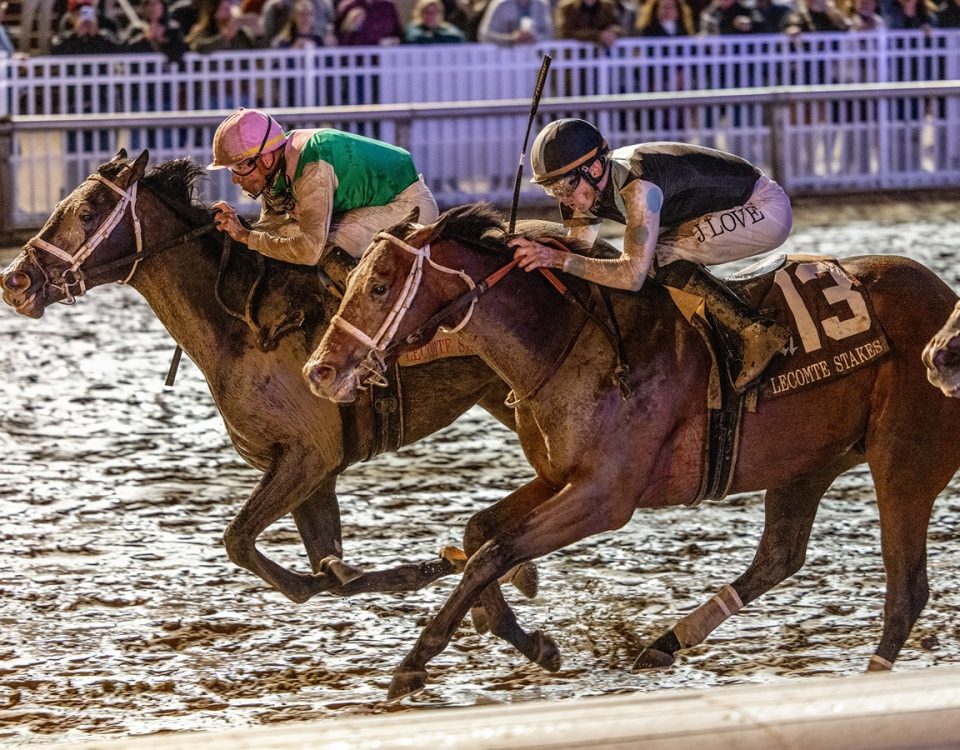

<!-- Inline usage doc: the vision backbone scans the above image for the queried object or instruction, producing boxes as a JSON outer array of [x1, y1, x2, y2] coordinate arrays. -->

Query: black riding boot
[[682, 268, 790, 392]]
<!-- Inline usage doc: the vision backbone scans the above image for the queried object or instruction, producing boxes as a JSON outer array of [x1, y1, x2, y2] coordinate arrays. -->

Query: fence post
[[0, 117, 13, 235], [395, 116, 412, 154], [767, 99, 789, 192]]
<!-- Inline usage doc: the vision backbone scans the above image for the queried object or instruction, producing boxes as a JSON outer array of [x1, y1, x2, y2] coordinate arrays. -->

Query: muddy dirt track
[[2, 197, 960, 746]]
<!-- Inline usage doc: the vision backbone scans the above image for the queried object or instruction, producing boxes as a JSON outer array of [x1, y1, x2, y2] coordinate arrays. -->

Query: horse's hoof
[[440, 546, 468, 572], [471, 605, 490, 635], [387, 669, 429, 702], [319, 555, 364, 585], [532, 629, 562, 672], [632, 647, 676, 670], [508, 562, 539, 599]]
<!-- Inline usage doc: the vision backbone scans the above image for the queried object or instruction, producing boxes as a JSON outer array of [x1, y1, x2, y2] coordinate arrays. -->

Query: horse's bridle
[[329, 230, 512, 387], [26, 173, 144, 304], [331, 227, 633, 400]]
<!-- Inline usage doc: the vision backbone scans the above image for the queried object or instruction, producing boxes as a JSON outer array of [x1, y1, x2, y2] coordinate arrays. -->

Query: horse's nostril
[[2, 271, 32, 292], [934, 348, 960, 370], [308, 363, 336, 388]]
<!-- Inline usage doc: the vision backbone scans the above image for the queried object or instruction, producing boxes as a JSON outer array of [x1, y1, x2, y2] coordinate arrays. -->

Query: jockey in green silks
[[209, 108, 439, 264]]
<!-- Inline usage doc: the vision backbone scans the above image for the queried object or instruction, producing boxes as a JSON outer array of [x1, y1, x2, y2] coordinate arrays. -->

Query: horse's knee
[[463, 513, 495, 558], [463, 539, 511, 583], [222, 521, 256, 569], [781, 547, 807, 579]]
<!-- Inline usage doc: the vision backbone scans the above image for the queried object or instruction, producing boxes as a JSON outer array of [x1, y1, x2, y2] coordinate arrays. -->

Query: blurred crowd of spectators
[[0, 0, 957, 62]]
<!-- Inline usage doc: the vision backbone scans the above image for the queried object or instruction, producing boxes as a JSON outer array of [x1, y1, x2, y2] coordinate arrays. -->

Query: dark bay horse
[[923, 301, 960, 397], [0, 151, 523, 603], [305, 203, 960, 699]]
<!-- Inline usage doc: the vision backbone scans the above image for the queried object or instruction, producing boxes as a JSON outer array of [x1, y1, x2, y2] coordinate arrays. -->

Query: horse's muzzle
[[1, 261, 45, 318], [303, 360, 357, 403]]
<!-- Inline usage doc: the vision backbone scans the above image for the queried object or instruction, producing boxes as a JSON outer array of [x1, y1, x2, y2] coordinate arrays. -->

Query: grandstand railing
[[1, 32, 959, 231], [2, 32, 959, 115]]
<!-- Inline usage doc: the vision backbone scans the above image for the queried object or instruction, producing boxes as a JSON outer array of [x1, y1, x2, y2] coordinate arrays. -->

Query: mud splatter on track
[[2, 202, 960, 745]]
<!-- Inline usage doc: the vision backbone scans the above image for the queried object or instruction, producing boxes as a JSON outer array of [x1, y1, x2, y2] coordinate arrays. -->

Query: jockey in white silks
[[510, 117, 793, 392]]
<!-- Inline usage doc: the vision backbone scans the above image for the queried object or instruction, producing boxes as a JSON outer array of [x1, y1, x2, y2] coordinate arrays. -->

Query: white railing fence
[[1, 32, 959, 232], [3, 32, 959, 116]]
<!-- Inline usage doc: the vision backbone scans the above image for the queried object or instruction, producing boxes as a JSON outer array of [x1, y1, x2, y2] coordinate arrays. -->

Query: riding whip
[[508, 54, 552, 234], [164, 344, 183, 388]]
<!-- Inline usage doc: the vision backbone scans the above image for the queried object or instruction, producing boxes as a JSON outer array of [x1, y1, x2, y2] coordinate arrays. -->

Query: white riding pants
[[655, 176, 793, 266], [328, 176, 440, 258]]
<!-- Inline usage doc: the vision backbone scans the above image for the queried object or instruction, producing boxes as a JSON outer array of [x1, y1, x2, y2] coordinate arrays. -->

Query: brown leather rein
[[349, 229, 626, 405]]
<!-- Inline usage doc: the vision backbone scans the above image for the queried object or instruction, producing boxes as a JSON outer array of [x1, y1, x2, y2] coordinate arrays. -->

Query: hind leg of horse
[[867, 438, 953, 670], [388, 477, 633, 700], [635, 454, 858, 669], [462, 478, 562, 672], [862, 365, 960, 670]]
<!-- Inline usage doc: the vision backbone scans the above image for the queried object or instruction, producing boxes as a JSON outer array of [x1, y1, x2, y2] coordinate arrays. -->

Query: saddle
[[657, 254, 891, 505]]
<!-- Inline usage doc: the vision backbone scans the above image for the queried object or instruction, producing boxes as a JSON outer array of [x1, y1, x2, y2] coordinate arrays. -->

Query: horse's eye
[[371, 283, 387, 297], [79, 211, 96, 224]]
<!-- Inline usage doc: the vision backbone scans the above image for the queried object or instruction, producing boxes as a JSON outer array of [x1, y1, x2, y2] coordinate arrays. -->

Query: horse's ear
[[405, 212, 450, 248], [111, 148, 128, 163], [116, 150, 149, 188]]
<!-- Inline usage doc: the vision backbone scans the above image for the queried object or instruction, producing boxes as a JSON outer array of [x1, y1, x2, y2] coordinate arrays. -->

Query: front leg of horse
[[461, 478, 560, 670], [478, 582, 561, 672], [389, 540, 511, 700], [224, 452, 346, 603], [328, 553, 461, 596], [389, 479, 630, 700], [291, 476, 345, 570], [273, 474, 466, 597]]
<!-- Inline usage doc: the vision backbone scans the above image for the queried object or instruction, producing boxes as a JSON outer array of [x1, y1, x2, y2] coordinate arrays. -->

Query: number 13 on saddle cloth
[[708, 254, 890, 402]]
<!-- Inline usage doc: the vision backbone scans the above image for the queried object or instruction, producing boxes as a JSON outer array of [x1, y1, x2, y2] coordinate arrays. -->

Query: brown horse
[[923, 301, 960, 397], [305, 203, 960, 699], [0, 151, 525, 603]]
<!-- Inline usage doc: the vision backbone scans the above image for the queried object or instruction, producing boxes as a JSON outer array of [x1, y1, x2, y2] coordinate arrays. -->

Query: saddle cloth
[[739, 254, 891, 400], [397, 331, 476, 366]]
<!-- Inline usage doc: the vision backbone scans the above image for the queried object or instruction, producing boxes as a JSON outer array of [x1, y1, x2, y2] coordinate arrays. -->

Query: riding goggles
[[230, 158, 259, 177], [542, 170, 581, 198]]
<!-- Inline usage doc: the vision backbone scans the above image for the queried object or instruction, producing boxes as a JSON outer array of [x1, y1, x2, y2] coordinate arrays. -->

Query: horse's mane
[[98, 157, 212, 227], [143, 159, 212, 225]]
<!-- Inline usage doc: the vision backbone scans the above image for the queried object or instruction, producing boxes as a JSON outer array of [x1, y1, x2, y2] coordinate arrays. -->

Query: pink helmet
[[207, 108, 288, 171]]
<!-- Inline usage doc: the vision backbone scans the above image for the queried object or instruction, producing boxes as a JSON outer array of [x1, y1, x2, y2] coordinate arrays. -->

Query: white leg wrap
[[673, 585, 744, 649], [869, 654, 894, 671]]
